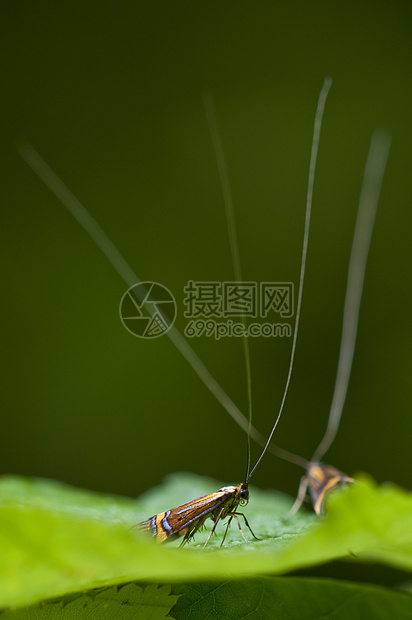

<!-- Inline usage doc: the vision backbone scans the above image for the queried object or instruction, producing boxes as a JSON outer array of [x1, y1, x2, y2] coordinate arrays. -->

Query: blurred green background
[[1, 2, 411, 503]]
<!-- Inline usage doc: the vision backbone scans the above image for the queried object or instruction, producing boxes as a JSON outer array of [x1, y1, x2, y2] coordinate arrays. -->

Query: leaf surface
[[0, 473, 411, 609]]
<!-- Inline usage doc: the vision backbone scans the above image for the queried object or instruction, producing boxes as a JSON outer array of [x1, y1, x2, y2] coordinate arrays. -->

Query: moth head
[[238, 482, 249, 505]]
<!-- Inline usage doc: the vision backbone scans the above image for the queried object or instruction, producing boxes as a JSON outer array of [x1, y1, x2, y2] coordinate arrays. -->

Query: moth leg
[[234, 511, 260, 541], [179, 525, 196, 547], [220, 512, 260, 546], [218, 514, 248, 546], [220, 516, 233, 546], [285, 475, 309, 518], [202, 505, 225, 550]]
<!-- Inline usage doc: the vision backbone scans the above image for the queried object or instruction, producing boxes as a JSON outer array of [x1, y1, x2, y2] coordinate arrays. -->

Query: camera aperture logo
[[119, 282, 177, 339]]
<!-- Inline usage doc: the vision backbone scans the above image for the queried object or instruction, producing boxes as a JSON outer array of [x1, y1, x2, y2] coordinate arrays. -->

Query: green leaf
[[0, 472, 411, 609], [1, 583, 179, 619], [4, 578, 411, 619], [170, 577, 412, 619]]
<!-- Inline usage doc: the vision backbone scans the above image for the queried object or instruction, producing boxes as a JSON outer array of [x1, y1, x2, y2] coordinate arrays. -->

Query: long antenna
[[311, 130, 391, 463], [17, 79, 331, 476], [18, 142, 258, 436], [247, 77, 332, 481], [202, 91, 253, 482]]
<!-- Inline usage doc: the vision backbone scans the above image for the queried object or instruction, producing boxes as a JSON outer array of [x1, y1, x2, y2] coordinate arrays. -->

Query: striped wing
[[136, 487, 239, 543], [307, 463, 353, 515]]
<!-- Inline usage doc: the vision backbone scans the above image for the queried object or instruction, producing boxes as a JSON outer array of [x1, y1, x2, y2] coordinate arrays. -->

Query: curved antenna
[[16, 78, 331, 477], [311, 130, 391, 463], [202, 91, 253, 482], [17, 141, 254, 440], [247, 77, 333, 482]]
